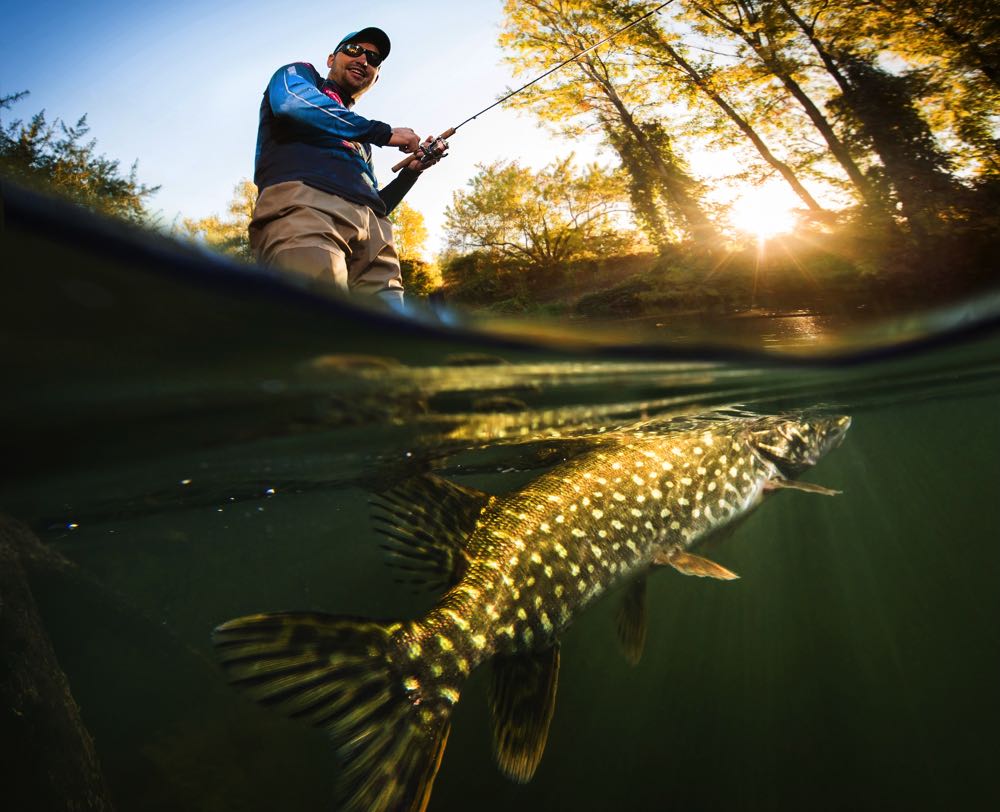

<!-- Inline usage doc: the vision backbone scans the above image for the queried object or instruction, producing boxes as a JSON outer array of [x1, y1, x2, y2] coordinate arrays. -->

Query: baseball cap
[[337, 27, 391, 62]]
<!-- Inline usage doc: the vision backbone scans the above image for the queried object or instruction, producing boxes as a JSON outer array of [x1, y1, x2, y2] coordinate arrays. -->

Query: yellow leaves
[[178, 178, 256, 260], [443, 157, 634, 273], [227, 179, 257, 221], [388, 201, 429, 262]]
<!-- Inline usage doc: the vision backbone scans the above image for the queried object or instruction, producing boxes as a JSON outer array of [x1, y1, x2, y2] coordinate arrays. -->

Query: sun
[[728, 183, 800, 241]]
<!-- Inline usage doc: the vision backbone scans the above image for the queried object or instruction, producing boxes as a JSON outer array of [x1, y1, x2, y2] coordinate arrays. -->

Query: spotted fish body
[[420, 431, 779, 654], [214, 411, 850, 811]]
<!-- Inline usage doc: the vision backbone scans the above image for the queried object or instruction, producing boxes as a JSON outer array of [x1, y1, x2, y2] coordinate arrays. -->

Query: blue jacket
[[254, 62, 406, 216]]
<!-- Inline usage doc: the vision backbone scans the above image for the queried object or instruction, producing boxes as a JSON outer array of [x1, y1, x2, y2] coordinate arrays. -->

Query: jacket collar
[[321, 78, 355, 108]]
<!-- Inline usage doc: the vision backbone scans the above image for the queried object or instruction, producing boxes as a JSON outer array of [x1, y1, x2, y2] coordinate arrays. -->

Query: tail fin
[[213, 612, 453, 812]]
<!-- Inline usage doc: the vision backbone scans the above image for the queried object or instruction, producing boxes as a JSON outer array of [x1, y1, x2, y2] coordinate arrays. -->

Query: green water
[[4, 342, 999, 810], [3, 203, 1000, 810]]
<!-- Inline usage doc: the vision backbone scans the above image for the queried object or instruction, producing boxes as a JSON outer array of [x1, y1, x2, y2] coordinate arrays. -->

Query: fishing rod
[[391, 0, 675, 172]]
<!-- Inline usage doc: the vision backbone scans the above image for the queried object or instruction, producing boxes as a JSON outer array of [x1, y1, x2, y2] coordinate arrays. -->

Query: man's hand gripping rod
[[391, 128, 455, 173], [389, 1, 673, 174]]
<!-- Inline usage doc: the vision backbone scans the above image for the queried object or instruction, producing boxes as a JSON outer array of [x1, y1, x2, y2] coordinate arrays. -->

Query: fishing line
[[392, 0, 676, 172]]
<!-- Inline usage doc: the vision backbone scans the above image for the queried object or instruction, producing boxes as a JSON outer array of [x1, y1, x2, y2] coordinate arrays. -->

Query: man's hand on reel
[[402, 135, 449, 172]]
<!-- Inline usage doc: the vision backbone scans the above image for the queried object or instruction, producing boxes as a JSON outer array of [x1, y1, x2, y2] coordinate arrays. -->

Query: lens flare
[[729, 185, 800, 241]]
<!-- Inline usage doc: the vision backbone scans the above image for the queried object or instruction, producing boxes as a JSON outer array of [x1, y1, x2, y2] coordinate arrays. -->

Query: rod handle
[[391, 127, 457, 173]]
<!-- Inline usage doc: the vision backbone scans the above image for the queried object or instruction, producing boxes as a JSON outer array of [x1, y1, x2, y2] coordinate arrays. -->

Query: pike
[[389, 0, 677, 173], [213, 410, 850, 811]]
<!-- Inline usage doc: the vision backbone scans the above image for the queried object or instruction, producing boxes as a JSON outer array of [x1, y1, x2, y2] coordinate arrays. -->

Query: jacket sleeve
[[267, 64, 393, 146], [378, 168, 421, 216]]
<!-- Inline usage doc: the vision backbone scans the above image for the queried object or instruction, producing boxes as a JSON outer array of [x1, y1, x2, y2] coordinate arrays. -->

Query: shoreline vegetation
[[438, 214, 998, 323]]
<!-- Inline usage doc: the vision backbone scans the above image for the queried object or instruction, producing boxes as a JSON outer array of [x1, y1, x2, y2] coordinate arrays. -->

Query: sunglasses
[[337, 42, 383, 68]]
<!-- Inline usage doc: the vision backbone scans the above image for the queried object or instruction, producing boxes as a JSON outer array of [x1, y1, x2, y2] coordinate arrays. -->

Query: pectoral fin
[[615, 576, 648, 666], [766, 478, 841, 496], [488, 645, 560, 784], [654, 549, 740, 580], [371, 474, 493, 591]]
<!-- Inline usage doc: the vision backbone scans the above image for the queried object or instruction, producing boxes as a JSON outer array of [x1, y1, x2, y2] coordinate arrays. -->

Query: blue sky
[[2, 0, 605, 253]]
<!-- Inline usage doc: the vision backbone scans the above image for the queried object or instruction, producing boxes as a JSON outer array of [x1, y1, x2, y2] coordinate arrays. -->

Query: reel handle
[[391, 127, 456, 173]]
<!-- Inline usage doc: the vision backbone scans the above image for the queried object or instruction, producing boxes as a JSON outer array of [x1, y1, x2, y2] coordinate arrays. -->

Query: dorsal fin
[[371, 474, 493, 591], [488, 645, 561, 784], [615, 576, 648, 666]]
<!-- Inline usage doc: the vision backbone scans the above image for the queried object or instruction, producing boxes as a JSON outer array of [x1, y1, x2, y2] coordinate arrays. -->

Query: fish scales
[[214, 411, 850, 812], [400, 425, 780, 680]]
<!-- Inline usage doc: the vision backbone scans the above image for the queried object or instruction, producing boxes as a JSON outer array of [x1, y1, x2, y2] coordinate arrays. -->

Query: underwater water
[[3, 190, 1000, 810]]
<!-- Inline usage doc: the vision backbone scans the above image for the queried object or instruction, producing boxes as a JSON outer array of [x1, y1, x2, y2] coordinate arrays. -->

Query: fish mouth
[[831, 415, 852, 445], [751, 413, 852, 476], [819, 415, 852, 454]]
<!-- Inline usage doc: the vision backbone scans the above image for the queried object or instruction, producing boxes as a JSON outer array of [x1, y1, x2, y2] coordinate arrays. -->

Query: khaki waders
[[249, 181, 404, 306]]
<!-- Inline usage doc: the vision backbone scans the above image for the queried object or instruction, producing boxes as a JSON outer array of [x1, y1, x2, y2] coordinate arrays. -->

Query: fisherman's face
[[327, 41, 380, 96]]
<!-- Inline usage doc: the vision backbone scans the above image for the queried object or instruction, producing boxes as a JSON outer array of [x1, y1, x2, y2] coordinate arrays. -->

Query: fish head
[[746, 413, 851, 477]]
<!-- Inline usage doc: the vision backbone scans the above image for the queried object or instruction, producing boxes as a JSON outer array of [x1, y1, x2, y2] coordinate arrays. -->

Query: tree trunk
[[0, 515, 115, 812], [516, 0, 718, 242], [778, 0, 958, 229], [582, 55, 720, 242], [646, 28, 826, 213], [898, 0, 1000, 87], [604, 120, 675, 249], [776, 0, 853, 95], [757, 49, 883, 208], [694, 1, 885, 210]]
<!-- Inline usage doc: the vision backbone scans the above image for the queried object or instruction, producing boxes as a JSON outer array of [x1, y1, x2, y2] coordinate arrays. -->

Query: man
[[249, 27, 440, 307]]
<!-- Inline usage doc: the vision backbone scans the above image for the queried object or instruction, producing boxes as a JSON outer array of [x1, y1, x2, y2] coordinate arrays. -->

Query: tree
[[776, 0, 960, 231], [685, 1, 886, 211], [0, 91, 158, 224], [444, 157, 634, 280], [178, 179, 256, 261], [881, 0, 999, 88], [603, 0, 826, 215], [500, 0, 720, 244], [389, 201, 429, 261], [605, 120, 677, 248], [399, 258, 443, 298], [387, 201, 441, 296], [833, 0, 999, 184]]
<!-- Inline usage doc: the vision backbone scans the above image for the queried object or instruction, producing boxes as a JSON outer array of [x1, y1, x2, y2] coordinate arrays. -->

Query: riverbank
[[440, 220, 998, 324]]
